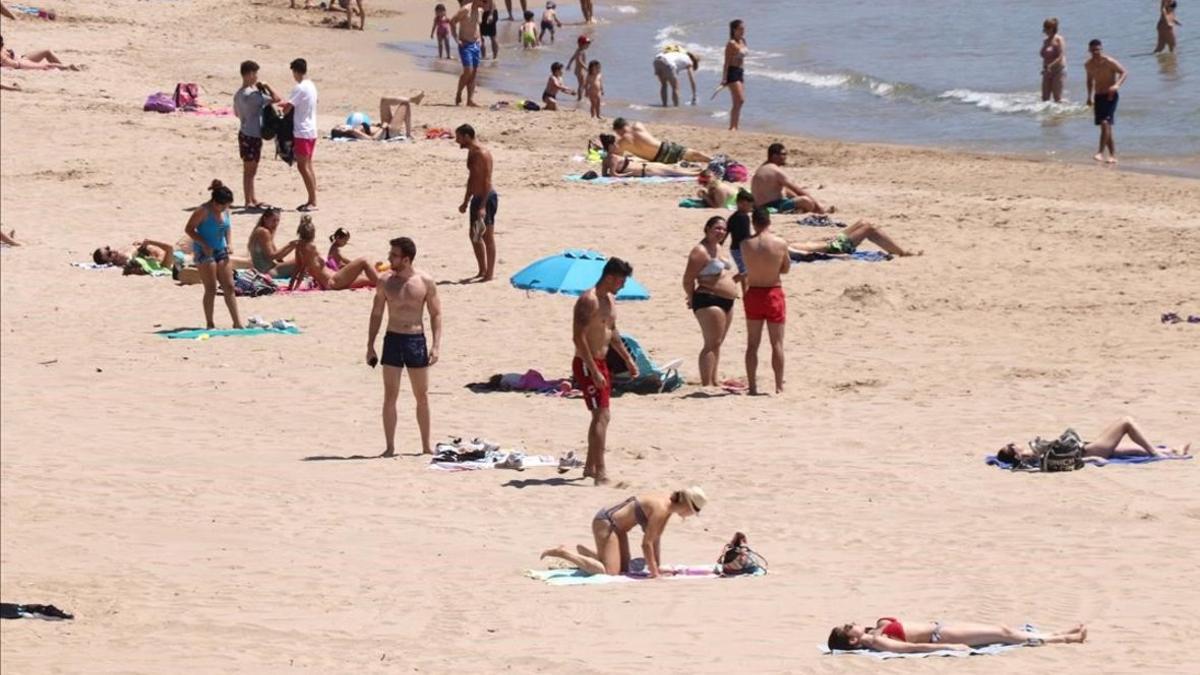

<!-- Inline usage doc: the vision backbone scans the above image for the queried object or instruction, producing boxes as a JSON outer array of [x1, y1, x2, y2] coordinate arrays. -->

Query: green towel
[[160, 326, 301, 340]]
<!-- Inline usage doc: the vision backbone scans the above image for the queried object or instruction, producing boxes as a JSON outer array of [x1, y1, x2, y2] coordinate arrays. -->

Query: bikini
[[617, 156, 646, 177], [693, 256, 735, 312], [594, 496, 648, 531], [876, 617, 943, 643]]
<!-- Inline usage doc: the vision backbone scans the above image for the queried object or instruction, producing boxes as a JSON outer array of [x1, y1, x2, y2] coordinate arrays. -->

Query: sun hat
[[682, 486, 707, 514]]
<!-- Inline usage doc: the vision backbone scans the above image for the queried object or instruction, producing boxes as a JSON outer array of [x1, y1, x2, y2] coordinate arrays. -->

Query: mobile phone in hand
[[368, 356, 379, 368]]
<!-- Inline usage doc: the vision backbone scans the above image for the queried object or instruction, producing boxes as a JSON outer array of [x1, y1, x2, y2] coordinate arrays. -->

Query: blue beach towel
[[986, 452, 1191, 470], [527, 564, 763, 586], [158, 326, 301, 340], [790, 250, 892, 263], [566, 174, 697, 185]]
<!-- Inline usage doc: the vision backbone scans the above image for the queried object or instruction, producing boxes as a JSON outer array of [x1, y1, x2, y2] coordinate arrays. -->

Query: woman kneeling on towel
[[996, 416, 1191, 466], [828, 618, 1087, 654], [599, 134, 705, 179], [541, 486, 706, 577]]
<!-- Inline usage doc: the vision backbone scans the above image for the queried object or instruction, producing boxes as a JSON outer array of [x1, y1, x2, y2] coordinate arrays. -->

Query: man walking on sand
[[740, 208, 789, 395], [455, 124, 498, 281], [573, 258, 639, 485], [280, 58, 319, 211], [451, 0, 484, 107], [1084, 39, 1127, 164], [367, 237, 442, 457], [233, 60, 280, 210], [751, 143, 833, 214]]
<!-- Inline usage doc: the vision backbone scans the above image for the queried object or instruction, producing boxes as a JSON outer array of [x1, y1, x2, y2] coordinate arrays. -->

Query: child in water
[[521, 11, 538, 49], [585, 60, 604, 119], [326, 227, 351, 272], [539, 2, 562, 44], [566, 35, 591, 102], [430, 4, 452, 60], [541, 62, 576, 111]]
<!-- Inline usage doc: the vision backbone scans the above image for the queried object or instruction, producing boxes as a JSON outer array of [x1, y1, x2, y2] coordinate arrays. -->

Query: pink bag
[[172, 82, 201, 110], [723, 161, 749, 183], [143, 92, 176, 113]]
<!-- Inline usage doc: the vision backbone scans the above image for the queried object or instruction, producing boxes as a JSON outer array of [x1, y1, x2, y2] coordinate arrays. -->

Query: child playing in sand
[[541, 62, 576, 111], [431, 4, 452, 59], [326, 227, 351, 272], [520, 11, 538, 49], [566, 35, 591, 102], [585, 60, 604, 119], [539, 2, 561, 44]]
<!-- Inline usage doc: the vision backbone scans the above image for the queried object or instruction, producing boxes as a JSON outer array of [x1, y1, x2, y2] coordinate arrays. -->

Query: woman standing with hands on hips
[[184, 180, 242, 329], [722, 19, 748, 131]]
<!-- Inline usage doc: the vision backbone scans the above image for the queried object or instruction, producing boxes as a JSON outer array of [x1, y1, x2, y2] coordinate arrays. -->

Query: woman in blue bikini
[[541, 486, 707, 577]]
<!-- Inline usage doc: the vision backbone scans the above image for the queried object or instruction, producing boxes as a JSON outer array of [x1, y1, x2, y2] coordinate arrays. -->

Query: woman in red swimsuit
[[828, 617, 1086, 653]]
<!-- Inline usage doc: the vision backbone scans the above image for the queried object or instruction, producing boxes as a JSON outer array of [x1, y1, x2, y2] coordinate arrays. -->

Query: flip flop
[[297, 204, 319, 212]]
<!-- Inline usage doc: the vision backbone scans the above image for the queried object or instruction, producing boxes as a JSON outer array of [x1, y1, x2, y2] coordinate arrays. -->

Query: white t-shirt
[[289, 79, 319, 140], [657, 50, 693, 73]]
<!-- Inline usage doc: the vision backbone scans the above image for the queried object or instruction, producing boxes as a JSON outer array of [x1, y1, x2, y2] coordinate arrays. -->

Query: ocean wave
[[654, 25, 686, 43], [747, 67, 852, 89], [939, 89, 1087, 115], [612, 5, 638, 14]]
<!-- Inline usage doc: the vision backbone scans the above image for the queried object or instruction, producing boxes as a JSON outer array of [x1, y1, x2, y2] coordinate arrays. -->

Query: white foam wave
[[612, 5, 638, 14], [654, 25, 686, 43], [747, 68, 851, 89], [710, 111, 728, 119], [627, 103, 650, 111], [939, 89, 1087, 115]]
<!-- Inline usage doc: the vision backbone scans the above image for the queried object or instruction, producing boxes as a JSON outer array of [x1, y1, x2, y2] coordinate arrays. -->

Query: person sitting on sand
[[997, 416, 1191, 467], [325, 227, 352, 272], [751, 143, 833, 214], [599, 134, 705, 178], [540, 486, 707, 577], [611, 117, 712, 164], [541, 62, 575, 111], [289, 215, 379, 291], [246, 208, 297, 277], [0, 35, 83, 71], [92, 238, 177, 275], [788, 220, 920, 258], [828, 618, 1087, 654], [697, 169, 738, 209]]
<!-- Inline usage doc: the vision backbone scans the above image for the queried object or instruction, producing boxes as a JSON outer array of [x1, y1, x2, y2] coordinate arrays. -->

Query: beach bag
[[143, 92, 177, 113], [717, 532, 767, 576], [521, 100, 541, 111], [173, 82, 201, 110], [232, 269, 277, 297], [1030, 428, 1085, 472], [260, 102, 287, 141], [722, 161, 749, 183]]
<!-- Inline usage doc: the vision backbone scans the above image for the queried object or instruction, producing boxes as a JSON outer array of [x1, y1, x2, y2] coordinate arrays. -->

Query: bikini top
[[876, 617, 906, 641], [604, 496, 649, 531], [699, 256, 731, 277]]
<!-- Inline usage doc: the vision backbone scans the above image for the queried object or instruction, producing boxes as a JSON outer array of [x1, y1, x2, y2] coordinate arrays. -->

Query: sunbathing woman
[[789, 220, 920, 258], [246, 208, 297, 277], [697, 169, 738, 209], [828, 618, 1087, 653], [997, 416, 1191, 466], [93, 238, 176, 275], [540, 486, 707, 577], [683, 217, 738, 386], [326, 227, 351, 271], [599, 134, 705, 179], [0, 35, 83, 71], [289, 216, 379, 291]]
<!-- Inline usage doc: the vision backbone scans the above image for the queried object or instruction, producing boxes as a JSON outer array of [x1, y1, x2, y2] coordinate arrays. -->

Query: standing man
[[451, 0, 484, 107], [367, 237, 442, 457], [652, 47, 699, 107], [1084, 39, 1127, 164], [581, 0, 594, 24], [740, 208, 789, 395], [572, 258, 638, 485], [750, 143, 833, 214], [280, 58, 319, 211], [455, 124, 498, 282], [233, 60, 280, 210]]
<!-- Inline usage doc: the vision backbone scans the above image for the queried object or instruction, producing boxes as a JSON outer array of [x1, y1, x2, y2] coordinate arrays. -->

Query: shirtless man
[[751, 143, 833, 214], [367, 237, 443, 457], [1084, 39, 1127, 164], [610, 117, 711, 164], [455, 124, 498, 281], [451, 0, 484, 107], [572, 258, 639, 485], [740, 208, 789, 395]]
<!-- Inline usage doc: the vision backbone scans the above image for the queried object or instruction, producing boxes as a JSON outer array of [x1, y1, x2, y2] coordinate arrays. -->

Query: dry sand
[[2, 1, 1198, 672]]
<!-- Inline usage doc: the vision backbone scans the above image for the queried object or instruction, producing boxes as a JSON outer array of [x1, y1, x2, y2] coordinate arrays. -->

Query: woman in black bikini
[[722, 19, 748, 131], [540, 487, 706, 577], [828, 618, 1086, 653], [683, 217, 738, 386], [1155, 0, 1180, 54], [598, 134, 705, 178], [1040, 17, 1066, 103]]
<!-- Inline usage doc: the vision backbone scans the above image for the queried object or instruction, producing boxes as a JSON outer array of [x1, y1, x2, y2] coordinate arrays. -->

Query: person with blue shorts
[[183, 180, 242, 329], [451, 0, 484, 106]]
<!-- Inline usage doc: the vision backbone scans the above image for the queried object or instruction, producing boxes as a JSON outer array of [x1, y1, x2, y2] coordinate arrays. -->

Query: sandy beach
[[2, 1, 1199, 672]]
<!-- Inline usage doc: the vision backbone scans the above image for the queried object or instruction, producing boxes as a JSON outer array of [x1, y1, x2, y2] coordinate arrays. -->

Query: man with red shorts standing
[[572, 258, 639, 485], [740, 207, 789, 395], [281, 57, 319, 212]]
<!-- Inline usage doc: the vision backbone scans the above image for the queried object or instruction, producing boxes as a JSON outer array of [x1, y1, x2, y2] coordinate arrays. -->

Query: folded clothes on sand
[[985, 453, 1191, 470], [789, 250, 892, 263], [71, 261, 114, 270], [566, 174, 697, 185], [527, 564, 763, 586], [1, 603, 73, 621], [819, 625, 1039, 659]]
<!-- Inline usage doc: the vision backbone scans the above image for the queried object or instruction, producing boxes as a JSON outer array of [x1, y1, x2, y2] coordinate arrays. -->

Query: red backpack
[[173, 82, 201, 110]]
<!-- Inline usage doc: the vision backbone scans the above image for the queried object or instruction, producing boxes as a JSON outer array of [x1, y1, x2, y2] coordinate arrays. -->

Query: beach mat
[[566, 175, 696, 185], [819, 642, 1028, 660], [430, 453, 558, 471], [527, 564, 753, 586], [985, 452, 1191, 470], [158, 326, 301, 340], [790, 250, 891, 263]]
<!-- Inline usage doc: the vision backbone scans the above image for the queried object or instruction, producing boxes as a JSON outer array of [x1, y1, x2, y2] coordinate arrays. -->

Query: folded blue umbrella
[[510, 249, 650, 300]]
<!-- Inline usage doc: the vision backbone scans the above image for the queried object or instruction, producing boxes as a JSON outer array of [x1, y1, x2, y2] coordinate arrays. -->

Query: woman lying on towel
[[788, 220, 921, 258], [696, 170, 737, 209], [289, 215, 379, 291], [997, 416, 1191, 466], [828, 619, 1086, 653], [541, 486, 706, 578], [599, 134, 705, 179]]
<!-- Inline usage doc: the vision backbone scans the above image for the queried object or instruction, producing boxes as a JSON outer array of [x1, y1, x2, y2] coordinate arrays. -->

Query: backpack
[[260, 101, 288, 141], [717, 532, 767, 576], [173, 82, 201, 110], [232, 269, 278, 297], [722, 161, 749, 183], [1029, 428, 1086, 472], [143, 92, 176, 113]]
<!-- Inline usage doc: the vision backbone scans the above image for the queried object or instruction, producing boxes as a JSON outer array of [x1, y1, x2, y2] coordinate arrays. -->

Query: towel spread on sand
[[790, 250, 892, 263], [819, 624, 1040, 659], [71, 262, 114, 270], [565, 175, 697, 185], [158, 326, 301, 340], [985, 453, 1191, 470], [527, 565, 736, 586], [429, 451, 558, 471], [330, 135, 408, 143]]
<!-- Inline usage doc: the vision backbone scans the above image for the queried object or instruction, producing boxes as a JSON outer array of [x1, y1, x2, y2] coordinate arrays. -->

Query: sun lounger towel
[[527, 564, 764, 586], [565, 174, 697, 185], [986, 452, 1191, 470], [819, 624, 1039, 659], [158, 326, 301, 340], [71, 261, 114, 270], [789, 250, 892, 263]]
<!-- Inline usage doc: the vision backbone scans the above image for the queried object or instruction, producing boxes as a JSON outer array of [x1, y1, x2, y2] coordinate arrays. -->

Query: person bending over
[[828, 618, 1086, 654]]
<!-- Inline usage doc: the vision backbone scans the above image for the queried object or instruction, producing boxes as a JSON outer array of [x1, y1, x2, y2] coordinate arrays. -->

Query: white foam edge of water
[[654, 24, 686, 42], [939, 89, 1088, 115], [612, 5, 638, 14]]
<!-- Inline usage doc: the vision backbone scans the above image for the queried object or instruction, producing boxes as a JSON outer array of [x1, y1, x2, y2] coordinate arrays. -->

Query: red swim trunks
[[293, 137, 316, 158], [744, 286, 786, 324], [572, 356, 611, 410]]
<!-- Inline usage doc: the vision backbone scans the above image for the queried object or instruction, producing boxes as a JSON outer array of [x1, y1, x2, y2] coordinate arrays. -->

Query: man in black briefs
[[367, 237, 443, 457]]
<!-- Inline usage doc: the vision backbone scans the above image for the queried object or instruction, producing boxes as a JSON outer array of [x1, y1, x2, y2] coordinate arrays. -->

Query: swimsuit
[[1094, 91, 1119, 126], [572, 356, 611, 410], [594, 496, 649, 531], [725, 66, 745, 84], [877, 618, 907, 641], [192, 207, 230, 265], [325, 254, 343, 272], [761, 197, 797, 213], [249, 234, 274, 273], [479, 10, 498, 38], [522, 26, 538, 47], [692, 291, 734, 313], [617, 156, 645, 177], [744, 286, 786, 324], [436, 16, 451, 38], [653, 141, 687, 164], [825, 233, 857, 255], [459, 40, 482, 68], [468, 191, 499, 242], [382, 332, 429, 369]]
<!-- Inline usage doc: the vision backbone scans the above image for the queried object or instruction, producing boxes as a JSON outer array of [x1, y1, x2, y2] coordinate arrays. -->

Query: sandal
[[297, 204, 318, 212]]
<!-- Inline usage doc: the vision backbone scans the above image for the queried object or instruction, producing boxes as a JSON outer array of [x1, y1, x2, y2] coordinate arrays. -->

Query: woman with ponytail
[[184, 180, 242, 329]]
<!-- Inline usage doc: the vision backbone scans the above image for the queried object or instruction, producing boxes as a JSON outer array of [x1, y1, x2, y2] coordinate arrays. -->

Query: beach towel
[[464, 369, 576, 396], [527, 564, 764, 586], [182, 107, 235, 117], [10, 4, 55, 19], [566, 175, 697, 185], [819, 624, 1040, 660], [1, 603, 73, 621], [679, 197, 726, 209], [790, 250, 892, 263], [158, 325, 301, 340], [985, 452, 1191, 470], [329, 135, 408, 143], [71, 261, 114, 270]]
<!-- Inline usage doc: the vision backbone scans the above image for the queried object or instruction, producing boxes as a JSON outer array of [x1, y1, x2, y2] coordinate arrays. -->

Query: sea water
[[392, 1, 1199, 175]]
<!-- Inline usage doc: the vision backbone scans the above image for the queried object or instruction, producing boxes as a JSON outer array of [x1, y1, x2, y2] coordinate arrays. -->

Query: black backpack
[[1030, 428, 1086, 472], [260, 103, 290, 142]]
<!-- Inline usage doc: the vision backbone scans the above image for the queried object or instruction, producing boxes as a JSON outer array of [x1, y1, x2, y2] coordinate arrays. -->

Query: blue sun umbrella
[[510, 249, 650, 300]]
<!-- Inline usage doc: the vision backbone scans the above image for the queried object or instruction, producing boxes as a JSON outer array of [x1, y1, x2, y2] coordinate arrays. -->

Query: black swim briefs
[[382, 332, 429, 369]]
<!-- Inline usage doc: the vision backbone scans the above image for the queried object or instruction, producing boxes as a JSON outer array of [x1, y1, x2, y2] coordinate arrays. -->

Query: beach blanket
[[566, 175, 697, 185], [464, 370, 576, 396], [330, 135, 408, 143], [429, 450, 558, 472], [71, 261, 114, 270], [158, 326, 301, 340], [678, 197, 732, 209], [790, 250, 892, 263], [986, 452, 1191, 470], [527, 564, 764, 586], [819, 624, 1039, 660]]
